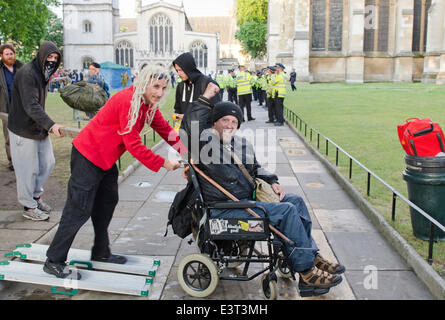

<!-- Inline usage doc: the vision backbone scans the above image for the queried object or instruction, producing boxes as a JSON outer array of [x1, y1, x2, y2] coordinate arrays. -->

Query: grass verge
[[285, 82, 445, 279]]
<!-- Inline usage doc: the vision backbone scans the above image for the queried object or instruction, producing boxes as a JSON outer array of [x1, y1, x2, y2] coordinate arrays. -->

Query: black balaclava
[[44, 60, 57, 82]]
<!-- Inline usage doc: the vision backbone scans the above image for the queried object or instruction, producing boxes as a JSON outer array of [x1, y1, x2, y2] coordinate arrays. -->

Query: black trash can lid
[[405, 154, 445, 168]]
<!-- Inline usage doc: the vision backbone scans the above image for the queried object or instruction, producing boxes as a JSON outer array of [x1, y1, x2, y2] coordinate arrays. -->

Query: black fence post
[[349, 158, 352, 179], [391, 193, 397, 221], [428, 222, 435, 265], [367, 172, 371, 196], [336, 147, 339, 166]]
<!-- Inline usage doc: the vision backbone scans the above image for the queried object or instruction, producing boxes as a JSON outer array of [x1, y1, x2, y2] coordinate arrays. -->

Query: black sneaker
[[43, 259, 81, 280], [91, 253, 127, 264]]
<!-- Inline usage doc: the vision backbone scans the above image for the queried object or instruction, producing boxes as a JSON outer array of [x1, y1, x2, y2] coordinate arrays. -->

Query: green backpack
[[60, 82, 108, 112]]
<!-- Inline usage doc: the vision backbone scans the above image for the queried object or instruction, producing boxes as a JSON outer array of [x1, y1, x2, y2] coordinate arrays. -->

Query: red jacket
[[73, 86, 185, 172]]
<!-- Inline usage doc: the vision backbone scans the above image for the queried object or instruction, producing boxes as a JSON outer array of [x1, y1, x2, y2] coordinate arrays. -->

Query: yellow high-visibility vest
[[266, 74, 274, 98], [216, 74, 226, 89], [272, 72, 287, 98], [236, 71, 252, 95]]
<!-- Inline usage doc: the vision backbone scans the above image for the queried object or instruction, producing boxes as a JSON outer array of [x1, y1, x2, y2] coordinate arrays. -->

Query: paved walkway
[[0, 99, 435, 300]]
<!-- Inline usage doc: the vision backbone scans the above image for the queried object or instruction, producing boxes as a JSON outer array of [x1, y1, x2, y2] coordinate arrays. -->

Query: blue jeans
[[210, 194, 318, 272]]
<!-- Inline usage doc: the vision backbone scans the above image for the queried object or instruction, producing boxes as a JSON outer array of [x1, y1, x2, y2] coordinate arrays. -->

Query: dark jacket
[[8, 41, 61, 140], [183, 97, 278, 203], [172, 52, 220, 115], [0, 59, 24, 113]]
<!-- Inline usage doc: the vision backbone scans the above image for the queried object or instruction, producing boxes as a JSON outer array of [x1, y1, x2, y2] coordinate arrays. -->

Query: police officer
[[272, 63, 287, 126], [265, 66, 276, 124], [215, 70, 226, 100], [257, 71, 266, 107], [236, 65, 255, 121], [227, 69, 238, 104]]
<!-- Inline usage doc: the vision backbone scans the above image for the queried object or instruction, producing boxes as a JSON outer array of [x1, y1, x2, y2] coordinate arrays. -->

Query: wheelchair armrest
[[208, 201, 257, 209]]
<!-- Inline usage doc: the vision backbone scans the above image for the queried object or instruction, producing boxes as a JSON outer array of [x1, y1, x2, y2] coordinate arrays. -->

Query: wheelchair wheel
[[260, 273, 278, 300], [178, 253, 219, 298], [276, 253, 293, 279]]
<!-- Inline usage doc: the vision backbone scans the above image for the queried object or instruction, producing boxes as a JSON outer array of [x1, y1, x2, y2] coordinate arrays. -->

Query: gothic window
[[363, 0, 390, 52], [83, 20, 92, 33], [115, 41, 134, 68], [190, 41, 208, 69], [412, 0, 432, 52], [310, 0, 343, 52], [149, 14, 173, 54], [82, 56, 94, 70]]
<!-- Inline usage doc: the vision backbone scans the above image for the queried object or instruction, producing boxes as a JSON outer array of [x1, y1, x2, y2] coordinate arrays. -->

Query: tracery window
[[115, 41, 134, 68], [149, 14, 173, 54]]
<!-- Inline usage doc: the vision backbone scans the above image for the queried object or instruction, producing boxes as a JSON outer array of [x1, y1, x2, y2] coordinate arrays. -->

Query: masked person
[[8, 41, 64, 221], [43, 65, 185, 280]]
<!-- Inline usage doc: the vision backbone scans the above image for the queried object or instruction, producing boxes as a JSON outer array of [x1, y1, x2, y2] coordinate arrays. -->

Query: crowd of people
[[212, 64, 297, 126], [0, 42, 344, 298]]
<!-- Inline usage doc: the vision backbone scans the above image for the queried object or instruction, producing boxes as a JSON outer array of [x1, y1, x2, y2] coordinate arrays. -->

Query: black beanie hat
[[211, 102, 243, 128]]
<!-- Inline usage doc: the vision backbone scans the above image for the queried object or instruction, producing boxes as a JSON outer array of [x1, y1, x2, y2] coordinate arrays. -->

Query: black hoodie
[[8, 41, 61, 140], [172, 52, 220, 115]]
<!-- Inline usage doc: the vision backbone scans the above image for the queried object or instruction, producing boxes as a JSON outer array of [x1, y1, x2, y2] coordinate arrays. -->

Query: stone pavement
[[0, 99, 436, 300]]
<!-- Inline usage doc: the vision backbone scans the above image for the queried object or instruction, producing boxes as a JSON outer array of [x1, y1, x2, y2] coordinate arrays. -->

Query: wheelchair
[[176, 164, 296, 300]]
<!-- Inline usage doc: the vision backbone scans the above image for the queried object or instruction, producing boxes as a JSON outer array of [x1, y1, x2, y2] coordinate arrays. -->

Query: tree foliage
[[0, 0, 61, 62], [235, 22, 268, 59], [235, 0, 268, 59], [235, 0, 268, 25]]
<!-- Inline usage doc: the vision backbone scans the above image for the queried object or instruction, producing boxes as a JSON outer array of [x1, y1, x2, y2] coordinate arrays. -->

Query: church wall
[[64, 45, 115, 72], [309, 57, 346, 82], [363, 58, 393, 82], [413, 57, 425, 81], [267, 0, 445, 83], [183, 32, 218, 74], [137, 7, 186, 52]]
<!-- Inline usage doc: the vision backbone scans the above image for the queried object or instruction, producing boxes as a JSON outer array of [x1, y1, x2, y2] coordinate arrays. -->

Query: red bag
[[397, 118, 445, 156]]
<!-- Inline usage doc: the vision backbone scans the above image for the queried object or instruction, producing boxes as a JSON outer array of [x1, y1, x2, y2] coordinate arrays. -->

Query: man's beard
[[3, 57, 16, 67]]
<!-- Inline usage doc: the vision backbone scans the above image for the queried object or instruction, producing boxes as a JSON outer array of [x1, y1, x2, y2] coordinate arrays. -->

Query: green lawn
[[285, 82, 445, 278]]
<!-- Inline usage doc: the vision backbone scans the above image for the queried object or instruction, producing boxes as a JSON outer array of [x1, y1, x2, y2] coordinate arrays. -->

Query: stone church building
[[62, 0, 220, 74], [267, 0, 445, 83]]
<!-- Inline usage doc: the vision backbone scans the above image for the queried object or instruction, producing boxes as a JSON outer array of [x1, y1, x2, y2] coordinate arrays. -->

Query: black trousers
[[273, 97, 285, 124], [228, 88, 238, 104], [46, 146, 119, 263], [267, 97, 276, 122], [219, 88, 225, 101], [252, 86, 258, 100], [258, 89, 265, 105], [238, 94, 253, 121], [291, 82, 296, 91]]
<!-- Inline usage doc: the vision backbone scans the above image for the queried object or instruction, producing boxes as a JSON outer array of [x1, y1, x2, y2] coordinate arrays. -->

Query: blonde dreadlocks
[[120, 65, 170, 135]]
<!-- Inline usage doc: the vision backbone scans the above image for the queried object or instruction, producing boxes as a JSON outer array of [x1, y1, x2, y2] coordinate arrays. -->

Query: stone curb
[[286, 121, 445, 300]]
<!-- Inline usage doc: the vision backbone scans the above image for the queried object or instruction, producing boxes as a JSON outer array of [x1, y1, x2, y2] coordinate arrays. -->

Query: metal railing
[[284, 107, 445, 265]]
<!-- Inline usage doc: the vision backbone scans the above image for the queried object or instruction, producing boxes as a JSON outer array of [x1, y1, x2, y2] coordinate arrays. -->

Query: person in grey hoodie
[[8, 41, 65, 221], [0, 43, 24, 171]]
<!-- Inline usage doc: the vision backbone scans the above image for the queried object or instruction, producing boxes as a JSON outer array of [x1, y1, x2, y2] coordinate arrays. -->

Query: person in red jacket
[[44, 65, 185, 280]]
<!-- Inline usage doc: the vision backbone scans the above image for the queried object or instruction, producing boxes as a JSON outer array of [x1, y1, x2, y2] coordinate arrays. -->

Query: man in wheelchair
[[180, 82, 345, 297]]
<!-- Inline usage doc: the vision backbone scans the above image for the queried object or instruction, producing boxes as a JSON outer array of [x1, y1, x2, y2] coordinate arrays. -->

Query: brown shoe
[[314, 253, 345, 275], [298, 266, 342, 296]]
